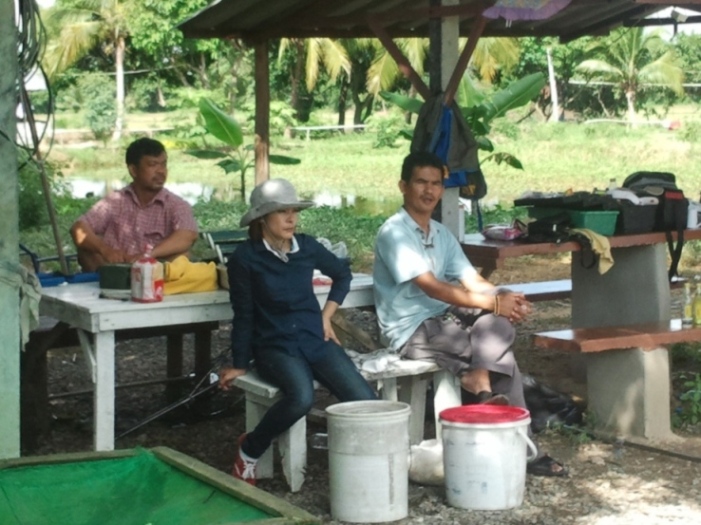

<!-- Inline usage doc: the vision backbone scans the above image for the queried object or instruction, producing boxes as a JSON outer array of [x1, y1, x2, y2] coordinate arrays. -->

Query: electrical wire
[[13, 0, 55, 168]]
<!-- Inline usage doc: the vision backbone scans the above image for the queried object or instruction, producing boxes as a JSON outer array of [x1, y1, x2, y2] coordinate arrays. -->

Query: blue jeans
[[243, 341, 377, 458]]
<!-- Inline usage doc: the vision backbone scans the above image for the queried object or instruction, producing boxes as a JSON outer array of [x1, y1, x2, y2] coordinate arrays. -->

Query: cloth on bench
[[2, 260, 41, 348]]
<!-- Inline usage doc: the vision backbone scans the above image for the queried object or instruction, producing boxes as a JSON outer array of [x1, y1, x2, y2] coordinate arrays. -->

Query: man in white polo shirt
[[373, 151, 566, 477]]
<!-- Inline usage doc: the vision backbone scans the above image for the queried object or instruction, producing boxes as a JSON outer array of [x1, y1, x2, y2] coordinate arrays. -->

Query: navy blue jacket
[[227, 234, 351, 369]]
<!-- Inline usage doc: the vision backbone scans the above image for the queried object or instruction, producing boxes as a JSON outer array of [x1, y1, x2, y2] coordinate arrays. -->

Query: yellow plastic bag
[[163, 256, 218, 295]]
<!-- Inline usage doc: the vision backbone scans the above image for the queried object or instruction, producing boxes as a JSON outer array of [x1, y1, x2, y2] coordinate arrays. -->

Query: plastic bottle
[[607, 178, 617, 193], [682, 282, 694, 328], [693, 282, 701, 327], [131, 245, 164, 303]]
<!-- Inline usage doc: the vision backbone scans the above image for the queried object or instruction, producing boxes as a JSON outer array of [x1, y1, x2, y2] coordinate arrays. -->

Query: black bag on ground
[[622, 171, 688, 279], [522, 374, 584, 433]]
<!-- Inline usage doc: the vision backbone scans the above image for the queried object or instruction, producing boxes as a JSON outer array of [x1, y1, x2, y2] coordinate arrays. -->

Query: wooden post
[[254, 40, 270, 186], [547, 47, 561, 122], [0, 0, 21, 458], [431, 0, 462, 240]]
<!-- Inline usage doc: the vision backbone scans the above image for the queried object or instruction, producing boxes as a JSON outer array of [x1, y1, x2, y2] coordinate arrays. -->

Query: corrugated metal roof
[[179, 0, 700, 43]]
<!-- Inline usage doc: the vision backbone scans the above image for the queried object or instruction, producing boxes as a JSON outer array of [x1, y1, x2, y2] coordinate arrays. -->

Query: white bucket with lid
[[440, 404, 538, 510], [326, 400, 411, 523]]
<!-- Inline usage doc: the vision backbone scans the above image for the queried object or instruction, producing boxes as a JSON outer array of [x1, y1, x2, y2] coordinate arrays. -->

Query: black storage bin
[[615, 203, 657, 234]]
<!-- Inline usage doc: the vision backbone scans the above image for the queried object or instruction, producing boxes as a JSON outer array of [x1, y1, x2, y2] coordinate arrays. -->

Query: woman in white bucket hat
[[218, 178, 376, 486]]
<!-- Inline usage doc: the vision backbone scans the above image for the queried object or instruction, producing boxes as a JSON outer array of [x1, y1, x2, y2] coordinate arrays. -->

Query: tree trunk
[[626, 89, 636, 125], [350, 70, 369, 125], [157, 85, 166, 108], [112, 35, 125, 141], [337, 79, 348, 126], [291, 40, 305, 119], [405, 85, 417, 125], [172, 62, 191, 87], [546, 47, 560, 123], [199, 53, 210, 90]]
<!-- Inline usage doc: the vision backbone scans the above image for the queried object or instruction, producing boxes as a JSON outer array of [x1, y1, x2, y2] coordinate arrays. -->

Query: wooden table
[[463, 230, 701, 440], [462, 230, 701, 279], [39, 275, 374, 451]]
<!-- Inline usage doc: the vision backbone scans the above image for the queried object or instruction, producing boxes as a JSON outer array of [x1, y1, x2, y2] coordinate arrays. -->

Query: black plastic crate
[[615, 203, 657, 234]]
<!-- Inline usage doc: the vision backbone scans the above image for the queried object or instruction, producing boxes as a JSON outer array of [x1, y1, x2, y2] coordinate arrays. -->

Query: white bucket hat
[[240, 178, 314, 227]]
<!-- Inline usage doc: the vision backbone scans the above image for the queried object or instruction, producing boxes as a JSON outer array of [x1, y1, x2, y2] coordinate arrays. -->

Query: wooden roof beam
[[368, 17, 431, 100], [259, 0, 496, 39]]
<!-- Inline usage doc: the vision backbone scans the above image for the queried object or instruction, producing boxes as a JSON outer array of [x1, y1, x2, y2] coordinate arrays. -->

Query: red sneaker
[[232, 434, 257, 486]]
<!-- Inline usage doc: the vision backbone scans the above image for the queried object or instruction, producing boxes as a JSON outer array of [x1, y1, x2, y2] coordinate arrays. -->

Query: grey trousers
[[400, 306, 526, 409]]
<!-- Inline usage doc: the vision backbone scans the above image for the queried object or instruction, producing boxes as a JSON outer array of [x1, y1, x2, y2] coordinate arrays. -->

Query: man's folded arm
[[151, 229, 198, 260]]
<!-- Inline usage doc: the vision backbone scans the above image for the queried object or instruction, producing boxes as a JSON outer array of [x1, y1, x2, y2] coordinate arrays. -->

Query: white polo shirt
[[373, 207, 477, 350]]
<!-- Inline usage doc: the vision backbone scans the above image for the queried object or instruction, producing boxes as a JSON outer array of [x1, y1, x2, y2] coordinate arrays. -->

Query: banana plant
[[380, 72, 546, 169], [186, 98, 301, 201]]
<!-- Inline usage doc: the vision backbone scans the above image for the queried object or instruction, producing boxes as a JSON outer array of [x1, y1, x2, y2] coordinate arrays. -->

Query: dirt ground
[[25, 254, 701, 524]]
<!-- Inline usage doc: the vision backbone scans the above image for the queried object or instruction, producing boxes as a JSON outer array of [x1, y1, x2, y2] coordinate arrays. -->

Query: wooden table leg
[[194, 329, 212, 380], [166, 335, 184, 403], [92, 331, 116, 451]]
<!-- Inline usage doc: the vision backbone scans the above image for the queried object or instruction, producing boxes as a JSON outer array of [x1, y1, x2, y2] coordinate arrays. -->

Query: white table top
[[39, 273, 375, 334]]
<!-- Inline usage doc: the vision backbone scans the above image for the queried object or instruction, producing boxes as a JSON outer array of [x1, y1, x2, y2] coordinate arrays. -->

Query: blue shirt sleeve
[[302, 235, 351, 305]]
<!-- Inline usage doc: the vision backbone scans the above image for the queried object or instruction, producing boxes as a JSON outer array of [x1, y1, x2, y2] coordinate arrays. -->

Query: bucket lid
[[326, 400, 410, 417], [439, 405, 530, 424]]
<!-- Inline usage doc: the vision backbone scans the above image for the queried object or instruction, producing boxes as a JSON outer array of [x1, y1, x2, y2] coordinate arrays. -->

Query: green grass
[[29, 105, 701, 273], [51, 112, 701, 209]]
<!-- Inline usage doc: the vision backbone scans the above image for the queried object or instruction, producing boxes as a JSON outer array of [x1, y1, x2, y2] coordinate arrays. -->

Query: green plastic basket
[[568, 210, 619, 236], [527, 207, 619, 236]]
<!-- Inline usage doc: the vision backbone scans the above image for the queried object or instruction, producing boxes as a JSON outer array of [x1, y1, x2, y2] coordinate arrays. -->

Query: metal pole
[[0, 0, 22, 459], [19, 84, 69, 275]]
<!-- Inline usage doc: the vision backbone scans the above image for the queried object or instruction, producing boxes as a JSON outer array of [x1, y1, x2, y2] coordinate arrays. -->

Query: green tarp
[[0, 449, 272, 525]]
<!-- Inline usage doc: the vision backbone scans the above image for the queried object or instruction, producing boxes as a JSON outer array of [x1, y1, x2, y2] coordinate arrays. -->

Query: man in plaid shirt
[[71, 138, 198, 272]]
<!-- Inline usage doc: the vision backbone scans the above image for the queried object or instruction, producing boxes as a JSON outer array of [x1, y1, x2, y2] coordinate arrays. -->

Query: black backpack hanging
[[622, 171, 688, 279]]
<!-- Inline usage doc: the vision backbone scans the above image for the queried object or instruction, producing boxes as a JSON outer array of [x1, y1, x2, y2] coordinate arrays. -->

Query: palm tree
[[576, 27, 684, 123], [366, 36, 520, 96], [42, 0, 129, 140], [278, 37, 350, 120]]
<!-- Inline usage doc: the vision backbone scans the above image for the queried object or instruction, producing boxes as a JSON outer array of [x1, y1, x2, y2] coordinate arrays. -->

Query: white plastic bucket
[[326, 400, 411, 523], [440, 405, 538, 510]]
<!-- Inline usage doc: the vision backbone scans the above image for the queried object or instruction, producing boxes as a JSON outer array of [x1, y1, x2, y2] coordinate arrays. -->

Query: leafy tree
[[43, 0, 129, 140], [576, 27, 684, 123], [381, 72, 547, 170], [79, 73, 117, 143], [186, 98, 300, 201], [367, 36, 520, 95], [336, 39, 377, 125], [278, 38, 350, 121], [126, 0, 231, 93], [506, 36, 593, 120], [673, 33, 701, 103]]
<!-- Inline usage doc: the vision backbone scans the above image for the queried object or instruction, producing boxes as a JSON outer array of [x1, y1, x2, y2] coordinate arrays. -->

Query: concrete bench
[[509, 279, 572, 302], [233, 350, 461, 492], [507, 277, 684, 303], [533, 319, 701, 441]]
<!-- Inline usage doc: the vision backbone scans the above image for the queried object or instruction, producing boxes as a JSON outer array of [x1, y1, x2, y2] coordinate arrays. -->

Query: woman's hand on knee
[[218, 367, 247, 390]]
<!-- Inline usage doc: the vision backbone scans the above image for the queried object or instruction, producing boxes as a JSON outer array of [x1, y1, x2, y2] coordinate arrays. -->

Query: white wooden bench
[[233, 349, 461, 492]]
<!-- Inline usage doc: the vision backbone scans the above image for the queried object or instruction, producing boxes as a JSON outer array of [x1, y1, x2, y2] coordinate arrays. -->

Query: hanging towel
[[569, 228, 614, 275], [0, 261, 42, 350], [411, 94, 486, 199], [163, 256, 218, 295]]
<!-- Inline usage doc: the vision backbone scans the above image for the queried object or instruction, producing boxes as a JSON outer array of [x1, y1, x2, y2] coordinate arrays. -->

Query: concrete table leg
[[586, 347, 673, 440]]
